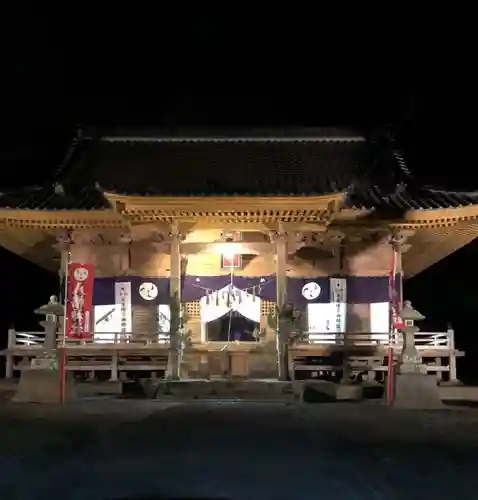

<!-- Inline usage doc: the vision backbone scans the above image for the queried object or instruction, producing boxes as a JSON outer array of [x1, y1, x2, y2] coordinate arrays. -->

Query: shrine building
[[0, 127, 476, 379]]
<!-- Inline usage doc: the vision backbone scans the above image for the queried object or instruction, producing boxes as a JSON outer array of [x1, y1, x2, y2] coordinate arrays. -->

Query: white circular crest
[[301, 282, 321, 300], [73, 267, 89, 282], [139, 282, 158, 300]]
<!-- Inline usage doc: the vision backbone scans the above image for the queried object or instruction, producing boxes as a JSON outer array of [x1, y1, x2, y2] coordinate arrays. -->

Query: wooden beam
[[190, 221, 271, 232], [280, 222, 329, 232], [180, 241, 275, 255]]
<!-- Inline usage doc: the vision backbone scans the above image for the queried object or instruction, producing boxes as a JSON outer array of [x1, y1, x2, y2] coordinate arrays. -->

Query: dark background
[[1, 11, 476, 382]]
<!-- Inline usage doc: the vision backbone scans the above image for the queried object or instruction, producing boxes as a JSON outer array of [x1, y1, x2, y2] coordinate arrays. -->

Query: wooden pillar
[[5, 328, 16, 378], [338, 238, 351, 382], [54, 234, 71, 348], [118, 234, 132, 275], [366, 369, 377, 382], [448, 326, 458, 383], [110, 351, 119, 381], [394, 230, 414, 310], [275, 225, 289, 380], [395, 242, 403, 310], [435, 357, 442, 383], [168, 224, 182, 380], [54, 235, 71, 304]]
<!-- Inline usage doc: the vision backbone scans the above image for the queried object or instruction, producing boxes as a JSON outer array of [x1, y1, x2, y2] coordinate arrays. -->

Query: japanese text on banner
[[66, 263, 94, 339], [330, 278, 347, 333]]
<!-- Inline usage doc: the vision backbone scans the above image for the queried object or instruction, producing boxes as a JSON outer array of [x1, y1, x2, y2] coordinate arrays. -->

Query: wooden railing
[[1, 329, 171, 380], [7, 330, 170, 347], [1, 328, 462, 384], [291, 328, 461, 383], [306, 331, 452, 350]]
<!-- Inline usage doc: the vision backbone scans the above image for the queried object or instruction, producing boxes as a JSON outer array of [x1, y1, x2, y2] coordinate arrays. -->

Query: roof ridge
[[391, 146, 412, 179], [83, 126, 368, 143], [52, 127, 84, 183], [423, 186, 478, 197]]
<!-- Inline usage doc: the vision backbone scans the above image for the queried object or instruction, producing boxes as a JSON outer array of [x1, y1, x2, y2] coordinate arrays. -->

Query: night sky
[[2, 18, 477, 381]]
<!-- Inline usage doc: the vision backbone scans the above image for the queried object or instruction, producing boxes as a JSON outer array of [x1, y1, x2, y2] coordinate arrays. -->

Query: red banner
[[65, 263, 94, 339]]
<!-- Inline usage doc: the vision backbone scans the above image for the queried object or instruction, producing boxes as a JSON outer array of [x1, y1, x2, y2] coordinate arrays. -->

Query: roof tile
[[0, 129, 477, 212], [79, 138, 368, 196]]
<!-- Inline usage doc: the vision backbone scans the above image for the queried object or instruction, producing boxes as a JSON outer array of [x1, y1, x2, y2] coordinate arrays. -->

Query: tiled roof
[[0, 128, 477, 211], [76, 135, 370, 196], [0, 185, 110, 210], [345, 184, 478, 210]]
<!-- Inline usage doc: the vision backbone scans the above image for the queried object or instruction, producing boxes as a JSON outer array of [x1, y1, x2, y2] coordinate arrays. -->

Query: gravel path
[[1, 400, 478, 499]]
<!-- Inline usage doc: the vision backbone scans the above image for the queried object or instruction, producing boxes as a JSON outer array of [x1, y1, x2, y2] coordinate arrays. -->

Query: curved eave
[[337, 204, 478, 278], [338, 203, 478, 227], [0, 209, 126, 229], [1, 200, 478, 228], [403, 220, 478, 278], [393, 203, 478, 224], [0, 229, 58, 271], [384, 204, 478, 278], [102, 191, 347, 211]]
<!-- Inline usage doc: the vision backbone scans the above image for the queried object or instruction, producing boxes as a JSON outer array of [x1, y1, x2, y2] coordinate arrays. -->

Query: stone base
[[440, 380, 463, 387], [77, 380, 123, 396], [391, 373, 443, 409], [301, 381, 337, 403], [299, 381, 363, 402], [361, 380, 384, 399], [11, 369, 77, 403], [122, 379, 297, 402], [336, 382, 363, 401]]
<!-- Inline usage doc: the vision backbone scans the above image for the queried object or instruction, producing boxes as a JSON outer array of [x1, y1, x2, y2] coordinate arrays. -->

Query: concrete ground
[[1, 398, 478, 499]]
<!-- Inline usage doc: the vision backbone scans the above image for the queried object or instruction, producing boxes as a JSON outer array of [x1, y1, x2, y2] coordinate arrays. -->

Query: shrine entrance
[[207, 310, 258, 342], [200, 285, 261, 343]]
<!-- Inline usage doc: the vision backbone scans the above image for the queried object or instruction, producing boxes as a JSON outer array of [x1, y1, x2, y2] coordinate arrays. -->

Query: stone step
[[121, 379, 366, 403], [122, 379, 299, 402]]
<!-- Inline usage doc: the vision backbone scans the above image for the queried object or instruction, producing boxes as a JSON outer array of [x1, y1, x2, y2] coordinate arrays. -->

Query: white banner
[[115, 282, 132, 333], [307, 303, 332, 332], [330, 278, 347, 333], [157, 304, 171, 333]]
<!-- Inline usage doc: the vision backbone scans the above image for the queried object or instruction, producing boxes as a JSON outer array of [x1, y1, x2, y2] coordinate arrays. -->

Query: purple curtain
[[93, 275, 397, 306]]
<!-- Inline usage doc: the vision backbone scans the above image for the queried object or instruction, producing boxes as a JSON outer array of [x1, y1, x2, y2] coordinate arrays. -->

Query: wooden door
[[208, 353, 228, 378], [229, 352, 249, 378]]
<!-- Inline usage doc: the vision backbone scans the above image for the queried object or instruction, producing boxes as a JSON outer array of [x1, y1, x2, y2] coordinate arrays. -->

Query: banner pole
[[59, 249, 70, 404], [386, 338, 394, 405], [386, 244, 397, 406]]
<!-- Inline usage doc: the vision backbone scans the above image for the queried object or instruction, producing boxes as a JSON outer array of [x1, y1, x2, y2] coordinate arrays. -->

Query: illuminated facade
[[0, 128, 476, 378]]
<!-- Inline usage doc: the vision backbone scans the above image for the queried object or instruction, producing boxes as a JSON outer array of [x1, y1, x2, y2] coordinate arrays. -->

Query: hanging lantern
[[220, 232, 243, 270]]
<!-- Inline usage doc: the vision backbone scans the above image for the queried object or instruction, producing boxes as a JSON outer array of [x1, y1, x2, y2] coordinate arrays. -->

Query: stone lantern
[[397, 300, 426, 374], [391, 300, 443, 409], [12, 295, 76, 403], [34, 295, 65, 355]]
